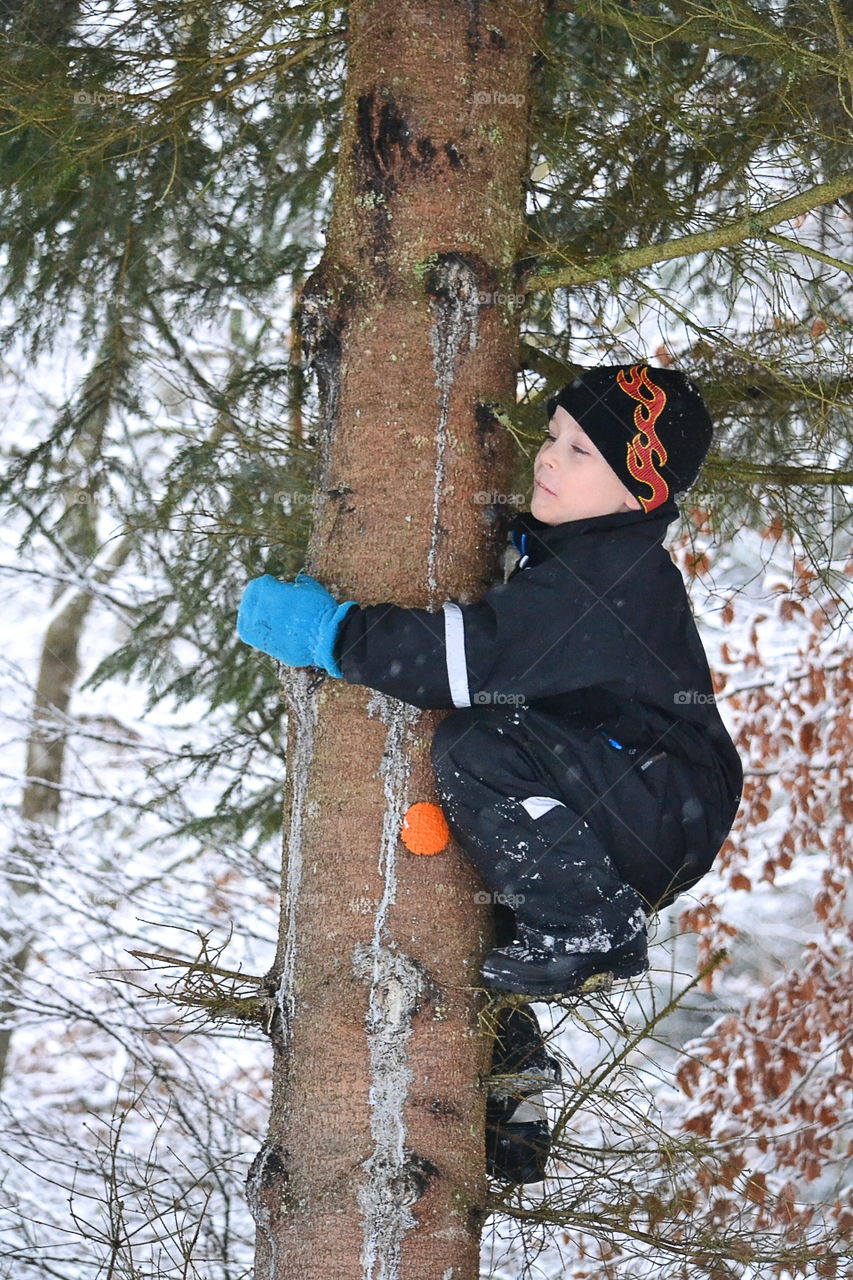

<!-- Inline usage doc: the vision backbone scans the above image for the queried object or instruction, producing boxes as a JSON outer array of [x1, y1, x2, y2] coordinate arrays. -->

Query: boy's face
[[530, 406, 642, 525]]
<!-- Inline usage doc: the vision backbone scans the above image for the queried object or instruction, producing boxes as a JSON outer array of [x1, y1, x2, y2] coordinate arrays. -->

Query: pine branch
[[524, 170, 853, 292], [572, 0, 843, 77], [702, 457, 853, 486], [764, 230, 853, 277]]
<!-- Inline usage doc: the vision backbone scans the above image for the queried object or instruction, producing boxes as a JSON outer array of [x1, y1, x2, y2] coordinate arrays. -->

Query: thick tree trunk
[[247, 2, 546, 1277]]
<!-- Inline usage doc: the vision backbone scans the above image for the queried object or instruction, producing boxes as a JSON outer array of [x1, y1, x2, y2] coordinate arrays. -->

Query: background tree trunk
[[0, 531, 131, 1086], [247, 1, 547, 1277], [0, 315, 134, 1086]]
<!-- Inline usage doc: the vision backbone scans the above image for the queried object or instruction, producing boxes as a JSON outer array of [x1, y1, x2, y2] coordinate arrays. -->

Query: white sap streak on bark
[[355, 692, 423, 1280], [427, 257, 481, 606]]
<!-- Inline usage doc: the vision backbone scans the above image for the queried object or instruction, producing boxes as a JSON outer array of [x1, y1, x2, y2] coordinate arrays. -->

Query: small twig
[[127, 948, 265, 984]]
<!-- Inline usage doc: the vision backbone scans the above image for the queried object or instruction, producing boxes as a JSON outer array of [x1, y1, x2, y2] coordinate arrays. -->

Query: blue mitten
[[237, 571, 357, 677]]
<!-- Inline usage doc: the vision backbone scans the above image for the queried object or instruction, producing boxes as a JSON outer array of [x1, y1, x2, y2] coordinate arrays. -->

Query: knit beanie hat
[[546, 363, 714, 513]]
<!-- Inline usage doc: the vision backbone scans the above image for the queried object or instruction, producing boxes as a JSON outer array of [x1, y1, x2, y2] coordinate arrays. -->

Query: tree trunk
[[247, 1, 546, 1277]]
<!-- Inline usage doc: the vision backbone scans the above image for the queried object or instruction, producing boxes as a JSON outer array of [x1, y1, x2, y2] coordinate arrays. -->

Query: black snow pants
[[430, 703, 718, 953]]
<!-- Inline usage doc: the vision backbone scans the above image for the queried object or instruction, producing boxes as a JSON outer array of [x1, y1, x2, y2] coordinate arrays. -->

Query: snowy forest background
[[1, 2, 851, 1277]]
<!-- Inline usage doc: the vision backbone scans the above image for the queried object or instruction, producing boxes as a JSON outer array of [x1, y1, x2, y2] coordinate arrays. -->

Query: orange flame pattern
[[616, 364, 670, 511]]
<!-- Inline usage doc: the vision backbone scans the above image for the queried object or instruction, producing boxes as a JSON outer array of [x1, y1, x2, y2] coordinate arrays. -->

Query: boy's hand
[[237, 571, 357, 677]]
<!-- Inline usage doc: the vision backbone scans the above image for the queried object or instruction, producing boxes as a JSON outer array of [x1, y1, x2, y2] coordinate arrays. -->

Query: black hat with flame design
[[546, 364, 714, 513]]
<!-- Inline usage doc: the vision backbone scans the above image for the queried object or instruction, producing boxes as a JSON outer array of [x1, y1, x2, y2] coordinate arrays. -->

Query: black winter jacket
[[334, 501, 743, 832]]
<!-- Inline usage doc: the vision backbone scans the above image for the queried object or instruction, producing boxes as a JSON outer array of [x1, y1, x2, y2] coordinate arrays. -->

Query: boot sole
[[481, 954, 647, 998]]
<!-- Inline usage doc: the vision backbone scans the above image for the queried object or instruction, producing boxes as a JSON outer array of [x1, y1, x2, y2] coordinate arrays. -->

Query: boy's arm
[[235, 571, 489, 706], [334, 564, 623, 709], [332, 599, 499, 709], [238, 563, 622, 710]]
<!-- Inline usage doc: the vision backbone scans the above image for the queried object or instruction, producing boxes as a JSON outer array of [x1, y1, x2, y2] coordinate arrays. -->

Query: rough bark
[[248, 1, 547, 1277]]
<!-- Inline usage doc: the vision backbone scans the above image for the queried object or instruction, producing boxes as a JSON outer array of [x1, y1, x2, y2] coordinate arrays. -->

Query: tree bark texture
[[248, 2, 547, 1277]]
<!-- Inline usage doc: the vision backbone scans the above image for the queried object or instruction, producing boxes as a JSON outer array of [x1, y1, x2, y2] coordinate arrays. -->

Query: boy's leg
[[599, 743, 729, 911], [485, 1005, 561, 1184], [492, 899, 518, 947], [430, 705, 649, 954], [430, 704, 700, 994]]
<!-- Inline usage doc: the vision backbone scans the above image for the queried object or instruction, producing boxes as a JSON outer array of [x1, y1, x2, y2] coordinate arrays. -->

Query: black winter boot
[[485, 1006, 561, 1184]]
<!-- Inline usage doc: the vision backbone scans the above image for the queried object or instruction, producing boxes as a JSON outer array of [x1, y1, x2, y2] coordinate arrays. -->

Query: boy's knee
[[430, 706, 478, 770], [431, 704, 504, 776]]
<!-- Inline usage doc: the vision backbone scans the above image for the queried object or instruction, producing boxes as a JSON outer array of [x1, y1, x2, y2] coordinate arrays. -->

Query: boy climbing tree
[[238, 361, 743, 1183]]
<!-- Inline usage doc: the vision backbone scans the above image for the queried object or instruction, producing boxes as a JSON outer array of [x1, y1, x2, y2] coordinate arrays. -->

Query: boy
[[238, 362, 742, 998], [238, 363, 743, 1181]]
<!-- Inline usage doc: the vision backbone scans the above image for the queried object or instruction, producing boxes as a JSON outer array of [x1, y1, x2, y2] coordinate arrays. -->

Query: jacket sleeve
[[332, 558, 627, 710]]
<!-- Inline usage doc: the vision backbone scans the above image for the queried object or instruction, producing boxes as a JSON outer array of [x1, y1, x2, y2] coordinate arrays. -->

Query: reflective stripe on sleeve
[[442, 601, 471, 707]]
